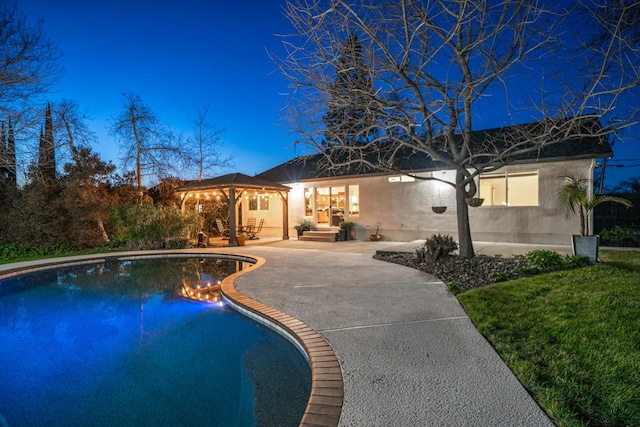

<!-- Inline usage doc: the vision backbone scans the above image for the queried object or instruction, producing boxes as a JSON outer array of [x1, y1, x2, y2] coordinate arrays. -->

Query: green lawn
[[458, 250, 640, 426]]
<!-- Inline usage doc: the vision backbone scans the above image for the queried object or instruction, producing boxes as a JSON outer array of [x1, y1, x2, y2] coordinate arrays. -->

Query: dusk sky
[[23, 0, 297, 177], [22, 0, 639, 189]]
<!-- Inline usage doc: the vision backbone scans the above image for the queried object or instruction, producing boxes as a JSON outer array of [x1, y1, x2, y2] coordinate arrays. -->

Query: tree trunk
[[130, 106, 144, 202], [97, 218, 110, 242], [62, 114, 80, 165], [456, 170, 475, 258]]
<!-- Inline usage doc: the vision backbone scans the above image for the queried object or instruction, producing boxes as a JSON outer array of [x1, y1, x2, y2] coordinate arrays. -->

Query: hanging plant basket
[[465, 197, 485, 207], [431, 206, 447, 214]]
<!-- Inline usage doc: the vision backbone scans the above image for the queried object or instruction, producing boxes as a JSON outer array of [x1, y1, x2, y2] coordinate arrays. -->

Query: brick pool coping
[[221, 254, 344, 427], [0, 251, 344, 427]]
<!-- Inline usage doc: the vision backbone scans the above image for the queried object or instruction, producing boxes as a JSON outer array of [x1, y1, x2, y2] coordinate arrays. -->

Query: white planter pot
[[572, 235, 600, 262]]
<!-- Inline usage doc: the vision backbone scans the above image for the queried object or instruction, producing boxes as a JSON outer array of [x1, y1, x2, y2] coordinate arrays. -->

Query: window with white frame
[[304, 187, 313, 217], [305, 184, 360, 223], [248, 194, 270, 211], [479, 171, 538, 206], [348, 185, 359, 216]]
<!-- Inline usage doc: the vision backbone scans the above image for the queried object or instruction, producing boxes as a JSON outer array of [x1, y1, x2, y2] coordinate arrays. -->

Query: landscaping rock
[[373, 252, 537, 291]]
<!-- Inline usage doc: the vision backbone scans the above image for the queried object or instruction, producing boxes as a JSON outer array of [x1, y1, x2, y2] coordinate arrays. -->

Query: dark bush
[[167, 237, 190, 249], [563, 254, 591, 269], [599, 226, 639, 247], [416, 233, 458, 263]]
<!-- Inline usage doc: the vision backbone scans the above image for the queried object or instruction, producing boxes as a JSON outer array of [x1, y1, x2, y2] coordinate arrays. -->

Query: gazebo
[[175, 173, 290, 246]]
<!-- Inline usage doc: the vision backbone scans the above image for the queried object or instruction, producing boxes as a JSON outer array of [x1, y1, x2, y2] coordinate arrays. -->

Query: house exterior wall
[[238, 193, 284, 237], [285, 158, 595, 245]]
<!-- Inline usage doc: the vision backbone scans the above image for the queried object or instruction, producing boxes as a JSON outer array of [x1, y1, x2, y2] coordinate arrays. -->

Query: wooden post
[[229, 187, 237, 246], [279, 191, 289, 240]]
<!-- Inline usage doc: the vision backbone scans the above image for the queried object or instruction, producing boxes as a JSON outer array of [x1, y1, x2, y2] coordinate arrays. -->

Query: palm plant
[[556, 174, 631, 236]]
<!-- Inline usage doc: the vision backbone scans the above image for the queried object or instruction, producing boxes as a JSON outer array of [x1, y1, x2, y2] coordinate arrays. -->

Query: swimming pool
[[0, 255, 311, 426]]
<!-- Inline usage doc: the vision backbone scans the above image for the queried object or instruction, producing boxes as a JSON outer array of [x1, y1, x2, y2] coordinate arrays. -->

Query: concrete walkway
[[221, 241, 554, 426], [0, 241, 558, 426]]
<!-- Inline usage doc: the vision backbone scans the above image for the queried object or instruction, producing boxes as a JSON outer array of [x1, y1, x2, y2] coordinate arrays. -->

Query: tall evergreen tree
[[0, 121, 6, 180], [38, 102, 56, 182], [322, 32, 379, 147], [6, 119, 16, 187], [0, 120, 15, 191]]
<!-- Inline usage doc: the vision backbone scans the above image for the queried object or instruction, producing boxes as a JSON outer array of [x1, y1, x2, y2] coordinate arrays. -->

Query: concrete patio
[[0, 240, 567, 426], [218, 240, 557, 426]]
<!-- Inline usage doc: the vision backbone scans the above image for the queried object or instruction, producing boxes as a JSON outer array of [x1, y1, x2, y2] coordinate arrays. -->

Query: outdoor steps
[[298, 230, 338, 242]]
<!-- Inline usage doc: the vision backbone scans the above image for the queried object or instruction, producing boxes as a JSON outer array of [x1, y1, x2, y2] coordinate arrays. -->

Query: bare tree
[[276, 0, 640, 257], [187, 104, 232, 181], [109, 92, 186, 198], [52, 99, 96, 166], [0, 2, 60, 117]]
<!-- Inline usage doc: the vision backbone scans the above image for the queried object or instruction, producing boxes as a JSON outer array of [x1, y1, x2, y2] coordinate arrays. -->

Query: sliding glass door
[[315, 186, 345, 226]]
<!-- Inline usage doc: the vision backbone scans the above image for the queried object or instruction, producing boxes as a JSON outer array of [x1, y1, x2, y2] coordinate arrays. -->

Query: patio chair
[[215, 218, 229, 240], [243, 217, 257, 235], [247, 218, 264, 240]]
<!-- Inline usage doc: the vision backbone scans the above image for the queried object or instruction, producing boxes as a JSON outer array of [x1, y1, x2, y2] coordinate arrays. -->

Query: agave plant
[[556, 174, 631, 236]]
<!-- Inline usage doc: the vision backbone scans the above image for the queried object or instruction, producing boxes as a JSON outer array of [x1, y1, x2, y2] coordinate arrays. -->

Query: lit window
[[248, 195, 269, 211], [349, 185, 359, 216], [479, 171, 538, 206], [304, 188, 313, 216], [388, 175, 415, 183]]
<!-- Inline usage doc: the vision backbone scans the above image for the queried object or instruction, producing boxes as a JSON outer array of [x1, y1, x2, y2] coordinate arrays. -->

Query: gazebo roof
[[175, 172, 290, 193]]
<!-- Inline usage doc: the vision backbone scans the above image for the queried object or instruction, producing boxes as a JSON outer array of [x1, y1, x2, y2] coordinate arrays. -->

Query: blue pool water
[[0, 256, 311, 427]]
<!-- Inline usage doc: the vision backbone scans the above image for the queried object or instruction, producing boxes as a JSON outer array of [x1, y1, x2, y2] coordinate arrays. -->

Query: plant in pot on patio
[[294, 219, 312, 239], [556, 173, 631, 262], [339, 221, 355, 241]]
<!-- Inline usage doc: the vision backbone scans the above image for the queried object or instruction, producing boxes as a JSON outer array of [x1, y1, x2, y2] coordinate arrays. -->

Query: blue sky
[[21, 0, 639, 189], [23, 0, 297, 177]]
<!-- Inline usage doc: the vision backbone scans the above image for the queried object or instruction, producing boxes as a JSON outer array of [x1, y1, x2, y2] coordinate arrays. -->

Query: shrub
[[524, 249, 591, 271], [599, 226, 639, 247], [109, 202, 201, 246], [563, 254, 591, 269], [1, 243, 28, 259], [490, 272, 510, 282], [294, 219, 312, 232], [415, 246, 427, 263], [167, 237, 190, 249], [525, 250, 565, 270], [447, 282, 462, 295], [0, 242, 78, 262], [416, 234, 458, 263], [519, 266, 541, 276]]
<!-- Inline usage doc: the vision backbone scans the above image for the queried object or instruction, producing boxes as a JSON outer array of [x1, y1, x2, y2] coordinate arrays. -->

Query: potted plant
[[294, 219, 312, 238], [556, 173, 631, 261], [339, 221, 355, 241], [236, 233, 247, 246]]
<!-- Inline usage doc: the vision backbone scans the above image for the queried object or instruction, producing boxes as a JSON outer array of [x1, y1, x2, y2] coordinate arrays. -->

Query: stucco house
[[177, 118, 612, 245]]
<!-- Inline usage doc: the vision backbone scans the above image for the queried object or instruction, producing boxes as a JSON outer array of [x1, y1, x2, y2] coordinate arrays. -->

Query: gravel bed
[[373, 252, 537, 291]]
